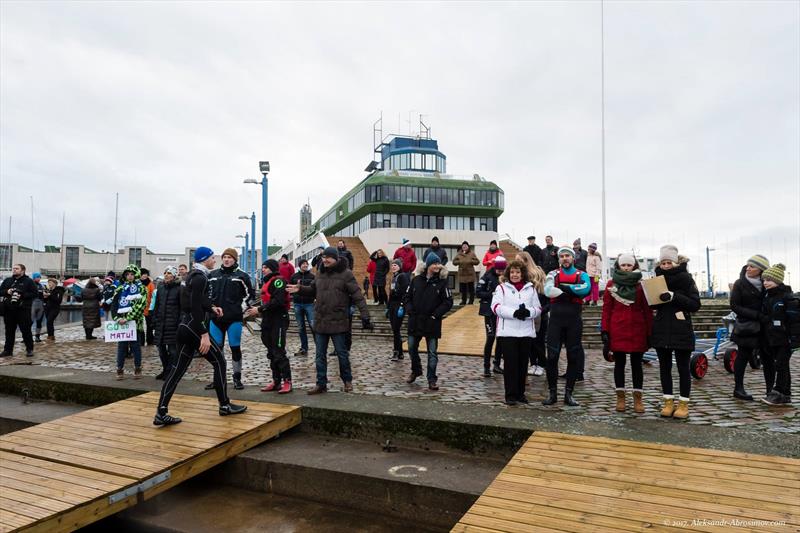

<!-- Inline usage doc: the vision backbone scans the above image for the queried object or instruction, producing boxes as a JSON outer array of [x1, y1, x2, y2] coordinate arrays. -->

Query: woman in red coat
[[601, 253, 653, 414]]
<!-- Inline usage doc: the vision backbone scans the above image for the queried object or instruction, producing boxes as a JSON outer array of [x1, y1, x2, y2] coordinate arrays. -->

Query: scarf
[[609, 269, 642, 305], [116, 282, 143, 315], [512, 281, 525, 291], [745, 275, 762, 290]]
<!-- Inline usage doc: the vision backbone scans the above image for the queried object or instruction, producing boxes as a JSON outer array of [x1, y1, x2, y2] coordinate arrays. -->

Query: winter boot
[[260, 381, 280, 392], [733, 387, 754, 401], [391, 350, 401, 361], [134, 367, 142, 380], [115, 368, 124, 381], [633, 390, 645, 414], [483, 367, 492, 378], [219, 403, 248, 416], [672, 397, 689, 419], [34, 334, 41, 343], [615, 389, 626, 412], [492, 363, 504, 375], [660, 396, 675, 418], [278, 380, 293, 394], [233, 372, 244, 390], [47, 335, 55, 342], [542, 388, 558, 406], [564, 388, 580, 407]]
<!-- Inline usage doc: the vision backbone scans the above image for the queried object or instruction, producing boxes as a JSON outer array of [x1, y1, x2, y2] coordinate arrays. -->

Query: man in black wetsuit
[[153, 247, 247, 426]]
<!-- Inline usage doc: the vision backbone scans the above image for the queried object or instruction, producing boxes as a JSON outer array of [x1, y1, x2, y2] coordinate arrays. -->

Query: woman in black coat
[[651, 246, 701, 420], [152, 268, 182, 380], [760, 264, 794, 406], [43, 279, 65, 341], [369, 249, 391, 306], [79, 280, 102, 340], [729, 256, 769, 401], [387, 259, 410, 361]]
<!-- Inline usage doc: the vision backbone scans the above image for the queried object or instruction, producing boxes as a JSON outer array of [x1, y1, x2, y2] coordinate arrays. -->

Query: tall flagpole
[[600, 0, 609, 278]]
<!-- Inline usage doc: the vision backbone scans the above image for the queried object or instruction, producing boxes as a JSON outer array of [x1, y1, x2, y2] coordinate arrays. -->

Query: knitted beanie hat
[[557, 246, 575, 258], [588, 242, 598, 251], [194, 246, 214, 263], [573, 238, 581, 247], [746, 254, 770, 272], [222, 247, 238, 261], [493, 256, 508, 269], [262, 259, 280, 273], [163, 266, 178, 277], [321, 246, 339, 258], [402, 238, 410, 246], [762, 263, 785, 284], [392, 259, 403, 269], [425, 252, 442, 269], [659, 244, 679, 264], [617, 253, 636, 267]]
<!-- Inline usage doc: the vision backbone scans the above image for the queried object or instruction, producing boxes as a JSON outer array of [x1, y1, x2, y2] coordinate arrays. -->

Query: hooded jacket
[[405, 265, 453, 338], [650, 259, 701, 351], [452, 249, 479, 284], [153, 279, 181, 345], [476, 268, 502, 317], [482, 248, 504, 268], [80, 285, 102, 329], [729, 265, 765, 348], [761, 283, 795, 347], [393, 246, 417, 274], [111, 264, 147, 330], [368, 252, 391, 286], [208, 262, 257, 323], [290, 269, 315, 305], [491, 281, 542, 338], [296, 256, 369, 334]]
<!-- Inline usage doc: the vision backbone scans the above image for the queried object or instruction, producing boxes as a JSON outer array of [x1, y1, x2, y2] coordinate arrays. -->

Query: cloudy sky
[[1, 1, 798, 288]]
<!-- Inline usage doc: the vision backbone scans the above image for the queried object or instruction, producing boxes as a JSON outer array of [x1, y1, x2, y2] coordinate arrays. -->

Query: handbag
[[733, 318, 760, 336]]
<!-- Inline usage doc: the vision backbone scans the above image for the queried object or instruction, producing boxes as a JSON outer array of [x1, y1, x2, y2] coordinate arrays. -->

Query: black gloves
[[362, 317, 373, 330], [559, 284, 574, 296], [513, 304, 531, 320], [601, 331, 610, 346], [659, 292, 672, 302]]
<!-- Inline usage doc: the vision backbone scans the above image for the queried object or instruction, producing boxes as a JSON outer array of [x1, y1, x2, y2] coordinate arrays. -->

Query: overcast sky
[[1, 1, 798, 288]]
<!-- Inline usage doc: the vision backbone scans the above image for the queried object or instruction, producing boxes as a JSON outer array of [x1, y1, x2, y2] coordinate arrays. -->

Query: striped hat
[[746, 254, 769, 272], [762, 263, 785, 284]]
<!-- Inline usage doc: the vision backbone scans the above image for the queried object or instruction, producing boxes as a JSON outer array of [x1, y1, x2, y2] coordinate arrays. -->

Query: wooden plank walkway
[[0, 392, 301, 533], [405, 306, 484, 356], [452, 431, 800, 533]]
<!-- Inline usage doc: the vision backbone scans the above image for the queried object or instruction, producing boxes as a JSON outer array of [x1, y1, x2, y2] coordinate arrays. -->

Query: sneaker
[[219, 403, 248, 416], [428, 381, 439, 391], [307, 385, 327, 395], [533, 365, 544, 376], [204, 381, 215, 390], [25, 349, 33, 357], [153, 412, 182, 426], [0, 351, 11, 357], [406, 372, 421, 384], [343, 381, 353, 393], [492, 364, 504, 375], [233, 377, 245, 390], [134, 367, 142, 380], [278, 381, 293, 394], [260, 381, 280, 392], [483, 368, 492, 378], [517, 395, 530, 404], [294, 349, 307, 357], [504, 398, 518, 406], [391, 350, 401, 361], [115, 369, 123, 381], [762, 392, 790, 406]]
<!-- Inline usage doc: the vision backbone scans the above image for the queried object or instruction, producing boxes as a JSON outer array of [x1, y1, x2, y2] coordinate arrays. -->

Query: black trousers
[[763, 344, 791, 397], [158, 343, 177, 373], [144, 314, 155, 345], [613, 352, 644, 389], [483, 315, 502, 369], [261, 315, 292, 383], [374, 284, 387, 305], [530, 314, 548, 367], [502, 337, 532, 401], [157, 323, 229, 414], [459, 282, 475, 304], [757, 344, 778, 395], [45, 307, 60, 337], [734, 344, 755, 390], [3, 308, 33, 352], [388, 302, 405, 354], [656, 348, 691, 398], [545, 310, 584, 390]]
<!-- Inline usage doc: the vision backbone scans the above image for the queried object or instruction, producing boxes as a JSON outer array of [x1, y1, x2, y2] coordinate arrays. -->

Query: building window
[[435, 216, 444, 230], [129, 248, 142, 267], [0, 245, 11, 270], [65, 246, 80, 271]]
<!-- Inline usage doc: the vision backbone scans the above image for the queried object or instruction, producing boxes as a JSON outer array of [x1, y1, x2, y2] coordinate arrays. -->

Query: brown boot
[[343, 382, 353, 393], [660, 396, 675, 418], [672, 397, 689, 419], [615, 390, 626, 412], [633, 390, 645, 414], [115, 368, 124, 381], [134, 367, 142, 380], [46, 335, 55, 342], [307, 385, 327, 395], [406, 372, 421, 384]]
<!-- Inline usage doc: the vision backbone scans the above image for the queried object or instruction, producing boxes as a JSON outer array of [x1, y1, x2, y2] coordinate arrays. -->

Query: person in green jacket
[[111, 264, 147, 380]]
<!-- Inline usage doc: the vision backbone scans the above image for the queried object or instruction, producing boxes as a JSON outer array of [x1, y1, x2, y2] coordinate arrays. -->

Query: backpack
[[783, 296, 800, 349]]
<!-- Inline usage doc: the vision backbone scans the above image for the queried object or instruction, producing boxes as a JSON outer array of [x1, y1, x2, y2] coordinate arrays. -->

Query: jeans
[[314, 333, 351, 387], [294, 303, 315, 352], [407, 335, 439, 382], [116, 340, 142, 369]]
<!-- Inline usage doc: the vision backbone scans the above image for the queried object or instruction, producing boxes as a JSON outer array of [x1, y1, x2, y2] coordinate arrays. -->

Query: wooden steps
[[453, 431, 799, 533], [0, 392, 301, 532]]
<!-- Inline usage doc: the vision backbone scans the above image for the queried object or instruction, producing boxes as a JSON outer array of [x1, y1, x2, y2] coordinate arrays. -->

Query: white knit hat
[[659, 245, 679, 264], [617, 253, 636, 267]]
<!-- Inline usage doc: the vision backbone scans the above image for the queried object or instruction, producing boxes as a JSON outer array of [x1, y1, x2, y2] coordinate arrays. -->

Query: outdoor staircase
[[337, 236, 392, 299], [498, 238, 522, 260]]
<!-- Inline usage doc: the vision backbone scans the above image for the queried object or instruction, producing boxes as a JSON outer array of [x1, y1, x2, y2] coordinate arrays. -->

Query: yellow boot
[[660, 395, 675, 417], [672, 397, 689, 419], [633, 390, 645, 414], [615, 389, 626, 412]]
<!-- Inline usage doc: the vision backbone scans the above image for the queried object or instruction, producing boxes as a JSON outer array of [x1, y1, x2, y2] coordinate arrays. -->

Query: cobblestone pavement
[[1, 323, 796, 433]]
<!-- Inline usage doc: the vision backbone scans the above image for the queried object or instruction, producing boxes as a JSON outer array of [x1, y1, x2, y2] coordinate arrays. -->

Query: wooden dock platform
[[405, 306, 485, 356], [0, 392, 301, 532], [452, 431, 799, 532]]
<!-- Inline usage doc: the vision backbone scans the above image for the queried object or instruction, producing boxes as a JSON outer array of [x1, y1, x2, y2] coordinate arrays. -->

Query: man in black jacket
[[405, 253, 453, 390], [476, 256, 506, 376], [207, 248, 257, 390], [523, 236, 543, 267], [422, 236, 448, 266], [336, 240, 354, 270], [542, 235, 559, 274], [290, 259, 315, 356], [154, 247, 247, 426], [1, 264, 38, 357]]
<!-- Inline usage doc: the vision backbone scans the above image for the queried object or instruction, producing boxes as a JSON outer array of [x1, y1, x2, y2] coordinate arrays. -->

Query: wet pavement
[[1, 323, 796, 433]]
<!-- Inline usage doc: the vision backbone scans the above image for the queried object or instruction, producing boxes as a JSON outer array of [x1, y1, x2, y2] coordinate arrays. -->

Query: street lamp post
[[238, 213, 257, 284], [706, 246, 715, 298], [244, 161, 270, 268], [235, 233, 248, 277]]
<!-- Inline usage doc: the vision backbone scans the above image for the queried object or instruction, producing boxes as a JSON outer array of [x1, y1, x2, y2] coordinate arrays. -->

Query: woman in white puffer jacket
[[491, 260, 542, 406]]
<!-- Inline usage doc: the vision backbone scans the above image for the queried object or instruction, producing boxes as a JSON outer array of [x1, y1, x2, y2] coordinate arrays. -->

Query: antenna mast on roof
[[419, 115, 430, 139]]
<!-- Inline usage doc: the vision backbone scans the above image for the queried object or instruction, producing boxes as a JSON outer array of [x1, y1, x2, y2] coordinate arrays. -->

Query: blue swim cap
[[31, 272, 41, 279]]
